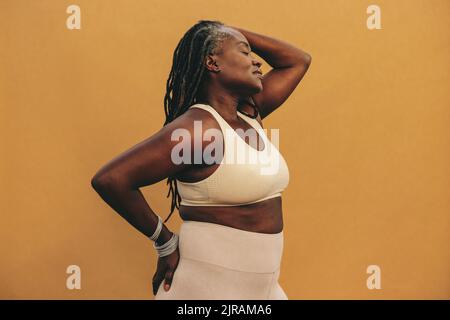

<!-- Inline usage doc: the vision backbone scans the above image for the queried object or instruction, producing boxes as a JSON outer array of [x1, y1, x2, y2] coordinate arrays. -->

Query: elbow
[[302, 53, 312, 65], [306, 54, 312, 64], [91, 173, 113, 193], [91, 172, 131, 194], [291, 52, 311, 69]]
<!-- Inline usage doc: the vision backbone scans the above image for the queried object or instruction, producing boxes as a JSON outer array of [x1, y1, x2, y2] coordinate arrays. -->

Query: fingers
[[152, 248, 180, 295], [163, 269, 174, 291], [152, 269, 164, 296], [163, 248, 180, 291]]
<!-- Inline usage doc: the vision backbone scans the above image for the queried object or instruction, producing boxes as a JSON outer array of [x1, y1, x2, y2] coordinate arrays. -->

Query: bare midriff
[[179, 196, 283, 234]]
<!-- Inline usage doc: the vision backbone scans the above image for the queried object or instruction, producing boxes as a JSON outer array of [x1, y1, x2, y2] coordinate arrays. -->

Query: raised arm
[[230, 26, 312, 119]]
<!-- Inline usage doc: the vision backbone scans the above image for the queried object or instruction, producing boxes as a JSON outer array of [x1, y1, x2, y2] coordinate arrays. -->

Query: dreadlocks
[[162, 20, 232, 223]]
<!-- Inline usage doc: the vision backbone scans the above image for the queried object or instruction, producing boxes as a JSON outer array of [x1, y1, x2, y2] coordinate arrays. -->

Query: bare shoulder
[[180, 105, 222, 131], [167, 106, 222, 151], [91, 106, 222, 189]]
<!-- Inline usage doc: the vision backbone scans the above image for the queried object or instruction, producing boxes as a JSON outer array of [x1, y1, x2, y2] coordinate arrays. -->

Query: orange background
[[1, 0, 449, 299]]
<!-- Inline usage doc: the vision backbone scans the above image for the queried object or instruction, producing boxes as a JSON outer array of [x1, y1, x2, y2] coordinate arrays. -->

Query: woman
[[91, 20, 311, 299]]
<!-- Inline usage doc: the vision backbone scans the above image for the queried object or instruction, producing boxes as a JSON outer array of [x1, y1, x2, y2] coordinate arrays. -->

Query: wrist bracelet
[[153, 233, 179, 257], [149, 216, 163, 242]]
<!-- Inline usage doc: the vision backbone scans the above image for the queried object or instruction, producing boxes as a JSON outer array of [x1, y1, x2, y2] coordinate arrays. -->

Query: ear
[[204, 54, 220, 73]]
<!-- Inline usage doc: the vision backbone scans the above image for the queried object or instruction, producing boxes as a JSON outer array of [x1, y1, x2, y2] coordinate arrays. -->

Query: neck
[[196, 84, 243, 122]]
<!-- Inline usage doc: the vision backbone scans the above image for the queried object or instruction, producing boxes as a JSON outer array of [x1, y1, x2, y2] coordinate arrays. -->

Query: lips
[[253, 72, 263, 80], [253, 70, 263, 80]]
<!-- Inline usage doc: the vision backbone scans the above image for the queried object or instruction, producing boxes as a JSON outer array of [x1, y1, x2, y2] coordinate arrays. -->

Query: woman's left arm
[[230, 26, 311, 119]]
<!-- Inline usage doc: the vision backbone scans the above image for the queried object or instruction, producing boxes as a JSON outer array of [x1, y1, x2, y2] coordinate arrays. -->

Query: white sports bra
[[175, 103, 290, 206]]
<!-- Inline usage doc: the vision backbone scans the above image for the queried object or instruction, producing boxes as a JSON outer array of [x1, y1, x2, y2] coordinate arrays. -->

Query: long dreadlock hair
[[162, 20, 232, 223]]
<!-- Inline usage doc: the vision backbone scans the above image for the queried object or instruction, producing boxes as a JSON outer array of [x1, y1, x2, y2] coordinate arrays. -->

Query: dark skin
[[91, 25, 311, 296]]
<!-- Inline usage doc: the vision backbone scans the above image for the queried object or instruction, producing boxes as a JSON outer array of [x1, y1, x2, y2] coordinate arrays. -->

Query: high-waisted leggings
[[154, 220, 288, 300]]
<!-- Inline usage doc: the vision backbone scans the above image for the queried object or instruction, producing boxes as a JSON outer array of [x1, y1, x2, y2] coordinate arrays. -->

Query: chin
[[240, 80, 263, 95], [252, 83, 263, 94]]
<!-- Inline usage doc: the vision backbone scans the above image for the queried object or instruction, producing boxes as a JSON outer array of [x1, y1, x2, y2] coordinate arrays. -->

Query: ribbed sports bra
[[175, 103, 290, 206]]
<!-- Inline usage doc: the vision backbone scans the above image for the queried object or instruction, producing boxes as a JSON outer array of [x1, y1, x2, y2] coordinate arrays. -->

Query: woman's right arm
[[90, 112, 201, 245]]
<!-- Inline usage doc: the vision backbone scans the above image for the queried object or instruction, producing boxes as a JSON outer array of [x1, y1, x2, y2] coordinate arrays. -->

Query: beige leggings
[[154, 220, 288, 300]]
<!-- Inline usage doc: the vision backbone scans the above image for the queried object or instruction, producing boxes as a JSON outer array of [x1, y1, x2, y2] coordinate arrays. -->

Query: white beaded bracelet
[[149, 216, 163, 242], [153, 233, 179, 257]]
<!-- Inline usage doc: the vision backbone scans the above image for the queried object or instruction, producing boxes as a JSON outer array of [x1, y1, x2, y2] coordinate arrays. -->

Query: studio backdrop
[[1, 0, 449, 299]]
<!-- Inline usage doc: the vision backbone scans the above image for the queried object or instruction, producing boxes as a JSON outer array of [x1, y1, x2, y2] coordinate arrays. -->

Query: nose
[[252, 57, 262, 69]]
